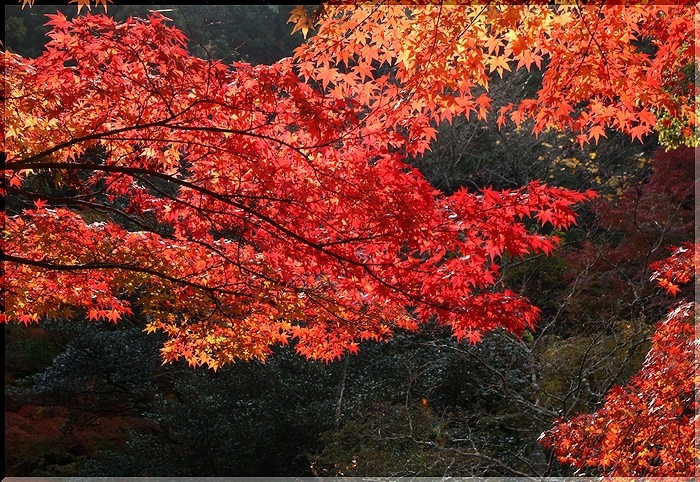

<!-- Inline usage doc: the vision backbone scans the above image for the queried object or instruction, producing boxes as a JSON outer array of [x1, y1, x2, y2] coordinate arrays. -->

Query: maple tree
[[540, 299, 697, 476], [4, 4, 698, 478], [3, 11, 594, 368], [558, 146, 695, 318], [4, 3, 695, 370], [535, 145, 697, 476], [291, 3, 697, 149]]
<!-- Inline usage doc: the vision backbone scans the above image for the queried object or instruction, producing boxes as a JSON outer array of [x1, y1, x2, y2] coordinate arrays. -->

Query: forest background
[[4, 3, 697, 478]]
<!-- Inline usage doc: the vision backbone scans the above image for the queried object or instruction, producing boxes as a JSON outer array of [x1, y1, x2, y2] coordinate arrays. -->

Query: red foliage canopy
[[4, 3, 695, 368], [3, 12, 595, 367], [540, 301, 697, 476]]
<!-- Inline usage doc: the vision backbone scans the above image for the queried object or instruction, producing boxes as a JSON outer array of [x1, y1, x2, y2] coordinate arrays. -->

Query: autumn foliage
[[2, 4, 695, 371], [293, 3, 697, 148], [3, 11, 597, 367], [559, 145, 696, 315], [540, 300, 697, 476], [3, 2, 699, 478], [540, 148, 697, 477], [651, 241, 699, 297]]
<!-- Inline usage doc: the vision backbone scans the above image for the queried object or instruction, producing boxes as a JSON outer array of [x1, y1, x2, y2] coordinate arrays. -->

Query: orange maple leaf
[[287, 5, 312, 39], [67, 0, 110, 13]]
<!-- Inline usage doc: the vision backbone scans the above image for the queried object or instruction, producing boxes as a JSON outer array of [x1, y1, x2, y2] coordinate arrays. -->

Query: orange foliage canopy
[[4, 4, 694, 368], [292, 3, 696, 149]]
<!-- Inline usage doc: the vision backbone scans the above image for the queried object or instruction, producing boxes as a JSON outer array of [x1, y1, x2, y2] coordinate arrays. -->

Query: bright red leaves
[[2, 11, 599, 367]]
